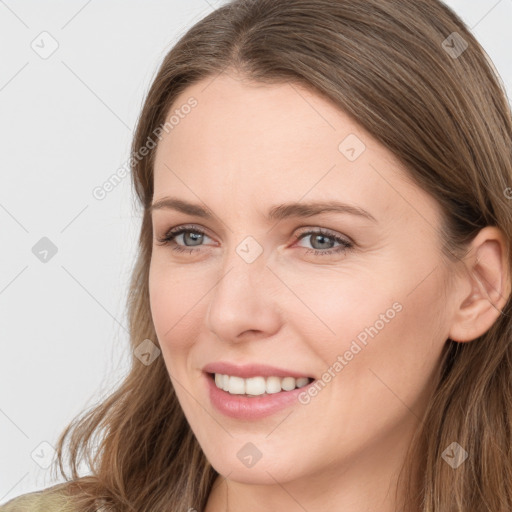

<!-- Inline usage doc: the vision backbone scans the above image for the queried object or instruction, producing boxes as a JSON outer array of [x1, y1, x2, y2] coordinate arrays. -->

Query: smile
[[213, 373, 313, 396], [202, 363, 318, 420]]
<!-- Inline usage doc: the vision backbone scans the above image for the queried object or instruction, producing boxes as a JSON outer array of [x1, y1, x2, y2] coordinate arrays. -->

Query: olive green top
[[0, 489, 76, 512]]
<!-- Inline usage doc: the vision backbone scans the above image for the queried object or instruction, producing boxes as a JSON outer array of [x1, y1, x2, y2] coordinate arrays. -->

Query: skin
[[148, 70, 511, 512]]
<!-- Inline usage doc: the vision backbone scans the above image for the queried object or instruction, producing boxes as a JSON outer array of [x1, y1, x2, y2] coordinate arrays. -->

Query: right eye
[[156, 225, 214, 253]]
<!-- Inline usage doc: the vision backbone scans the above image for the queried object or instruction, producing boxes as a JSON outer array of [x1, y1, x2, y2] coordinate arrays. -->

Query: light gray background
[[1, 0, 511, 504]]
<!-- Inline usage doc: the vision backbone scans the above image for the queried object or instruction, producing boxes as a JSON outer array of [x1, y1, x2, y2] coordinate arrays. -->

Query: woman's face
[[149, 71, 457, 486]]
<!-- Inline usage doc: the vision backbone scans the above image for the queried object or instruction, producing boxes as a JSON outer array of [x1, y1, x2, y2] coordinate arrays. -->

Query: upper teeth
[[214, 373, 311, 396]]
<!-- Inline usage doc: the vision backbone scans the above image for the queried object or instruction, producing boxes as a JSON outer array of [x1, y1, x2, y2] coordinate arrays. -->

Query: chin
[[202, 444, 304, 484]]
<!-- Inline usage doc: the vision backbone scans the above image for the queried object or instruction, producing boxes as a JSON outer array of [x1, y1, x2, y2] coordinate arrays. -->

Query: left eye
[[295, 229, 353, 255], [156, 226, 353, 257]]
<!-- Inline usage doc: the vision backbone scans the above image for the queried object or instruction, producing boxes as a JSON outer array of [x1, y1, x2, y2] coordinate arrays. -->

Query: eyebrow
[[149, 197, 377, 223]]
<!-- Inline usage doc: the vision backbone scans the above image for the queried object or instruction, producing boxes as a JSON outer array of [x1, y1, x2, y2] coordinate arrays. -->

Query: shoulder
[[0, 485, 74, 512]]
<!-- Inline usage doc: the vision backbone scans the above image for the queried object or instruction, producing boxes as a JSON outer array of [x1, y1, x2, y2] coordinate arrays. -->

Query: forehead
[[152, 72, 442, 229]]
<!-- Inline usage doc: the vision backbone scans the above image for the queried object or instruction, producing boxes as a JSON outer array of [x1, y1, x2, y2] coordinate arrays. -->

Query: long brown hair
[[42, 0, 512, 510]]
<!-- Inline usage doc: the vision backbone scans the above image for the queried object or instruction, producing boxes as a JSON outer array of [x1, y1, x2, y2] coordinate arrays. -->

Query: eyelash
[[155, 224, 353, 257]]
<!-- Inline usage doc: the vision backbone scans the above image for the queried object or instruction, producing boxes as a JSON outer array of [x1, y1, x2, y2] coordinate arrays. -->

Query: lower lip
[[204, 372, 315, 420]]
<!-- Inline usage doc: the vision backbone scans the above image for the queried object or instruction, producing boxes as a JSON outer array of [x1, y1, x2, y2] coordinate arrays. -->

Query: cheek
[[148, 262, 217, 374], [335, 269, 448, 409], [281, 267, 401, 353], [149, 264, 197, 349], [299, 260, 448, 392]]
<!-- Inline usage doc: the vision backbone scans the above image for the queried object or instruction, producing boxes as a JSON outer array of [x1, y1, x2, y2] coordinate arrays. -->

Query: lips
[[202, 361, 314, 379], [202, 361, 317, 419]]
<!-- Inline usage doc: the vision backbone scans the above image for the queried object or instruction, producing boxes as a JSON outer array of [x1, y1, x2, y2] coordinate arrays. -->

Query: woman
[[2, 0, 511, 510]]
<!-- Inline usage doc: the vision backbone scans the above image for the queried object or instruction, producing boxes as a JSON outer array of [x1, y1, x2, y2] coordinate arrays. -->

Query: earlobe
[[448, 226, 511, 343]]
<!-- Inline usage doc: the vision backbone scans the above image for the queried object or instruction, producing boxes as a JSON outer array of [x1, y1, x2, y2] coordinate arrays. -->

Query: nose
[[205, 246, 281, 344]]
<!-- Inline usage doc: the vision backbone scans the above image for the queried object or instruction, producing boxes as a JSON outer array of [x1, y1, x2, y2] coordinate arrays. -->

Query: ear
[[449, 226, 511, 343]]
